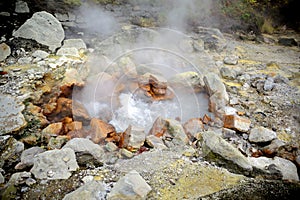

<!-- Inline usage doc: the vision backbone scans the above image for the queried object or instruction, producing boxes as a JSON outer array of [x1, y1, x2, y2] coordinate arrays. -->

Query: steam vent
[[0, 0, 300, 199]]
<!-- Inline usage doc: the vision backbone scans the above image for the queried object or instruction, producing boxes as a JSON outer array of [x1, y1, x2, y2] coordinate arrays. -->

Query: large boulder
[[13, 11, 64, 51]]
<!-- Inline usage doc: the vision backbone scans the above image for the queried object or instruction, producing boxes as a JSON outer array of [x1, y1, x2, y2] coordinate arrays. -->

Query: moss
[[64, 0, 82, 6], [261, 18, 275, 34]]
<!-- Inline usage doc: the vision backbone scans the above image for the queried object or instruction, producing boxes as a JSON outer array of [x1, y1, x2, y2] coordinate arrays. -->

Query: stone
[[63, 180, 106, 200], [201, 131, 252, 173], [41, 122, 63, 143], [0, 136, 24, 169], [149, 117, 189, 146], [65, 121, 82, 132], [263, 77, 274, 91], [118, 57, 137, 77], [126, 126, 146, 150], [0, 43, 11, 61], [90, 118, 116, 144], [15, 146, 45, 170], [62, 68, 85, 88], [145, 135, 167, 150], [15, 1, 30, 13], [107, 170, 152, 200], [223, 115, 251, 132], [278, 37, 298, 47], [222, 128, 237, 139], [47, 136, 69, 150], [262, 139, 285, 157], [7, 171, 31, 185], [183, 118, 204, 140], [169, 71, 204, 91], [196, 26, 227, 51], [63, 138, 105, 164], [224, 55, 239, 65], [56, 47, 80, 57], [13, 11, 65, 51], [32, 50, 49, 59], [248, 156, 299, 181], [0, 172, 4, 184], [105, 142, 119, 152], [62, 39, 87, 50], [18, 57, 32, 64], [249, 126, 277, 143], [120, 148, 134, 159], [220, 67, 237, 80], [0, 94, 26, 135], [30, 148, 79, 180], [204, 73, 229, 102]]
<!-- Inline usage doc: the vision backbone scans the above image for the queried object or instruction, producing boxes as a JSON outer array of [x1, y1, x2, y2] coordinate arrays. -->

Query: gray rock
[[196, 26, 227, 51], [17, 57, 32, 64], [220, 67, 237, 80], [145, 135, 167, 150], [15, 146, 45, 170], [105, 142, 118, 152], [54, 13, 69, 22], [63, 138, 105, 164], [0, 171, 4, 184], [7, 171, 31, 185], [30, 148, 79, 180], [63, 180, 106, 200], [107, 170, 152, 200], [201, 131, 252, 172], [204, 72, 229, 102], [0, 136, 24, 168], [0, 12, 10, 17], [13, 11, 64, 51], [248, 156, 299, 181], [32, 50, 49, 59], [278, 37, 298, 47], [263, 77, 274, 91], [62, 39, 87, 50], [56, 47, 80, 57], [120, 148, 134, 159], [224, 55, 239, 65], [169, 71, 204, 90], [249, 126, 277, 143], [15, 1, 30, 13], [0, 43, 11, 61], [126, 126, 146, 149]]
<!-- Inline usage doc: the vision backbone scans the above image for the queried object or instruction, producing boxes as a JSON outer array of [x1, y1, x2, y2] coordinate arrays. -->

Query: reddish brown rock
[[26, 103, 49, 127], [54, 97, 73, 117], [66, 121, 83, 132], [223, 114, 251, 132], [41, 122, 63, 143], [90, 118, 116, 144], [72, 101, 91, 124], [183, 118, 204, 141]]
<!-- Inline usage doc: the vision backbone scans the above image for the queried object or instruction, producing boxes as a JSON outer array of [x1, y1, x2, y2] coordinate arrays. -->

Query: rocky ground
[[0, 1, 300, 200]]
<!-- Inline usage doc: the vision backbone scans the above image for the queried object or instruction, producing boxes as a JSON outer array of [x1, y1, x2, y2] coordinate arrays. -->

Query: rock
[[63, 138, 105, 164], [105, 142, 119, 152], [107, 170, 152, 200], [18, 56, 32, 64], [15, 146, 45, 170], [223, 115, 251, 132], [201, 131, 252, 173], [62, 39, 87, 50], [32, 50, 49, 59], [249, 126, 277, 143], [149, 117, 189, 146], [125, 126, 146, 150], [262, 139, 285, 157], [222, 128, 238, 139], [145, 135, 167, 150], [0, 94, 26, 135], [263, 77, 274, 91], [169, 71, 204, 91], [7, 171, 31, 185], [248, 156, 299, 181], [183, 118, 204, 140], [56, 47, 80, 57], [13, 11, 65, 51], [278, 37, 298, 47], [204, 73, 229, 117], [118, 57, 137, 77], [41, 122, 63, 143], [0, 172, 4, 183], [63, 180, 106, 200], [47, 136, 69, 150], [120, 148, 134, 159], [220, 67, 237, 80], [196, 26, 227, 51], [0, 136, 24, 169], [224, 55, 239, 65], [15, 1, 30, 13], [90, 118, 116, 144], [62, 68, 85, 87], [0, 43, 11, 61], [30, 148, 79, 180]]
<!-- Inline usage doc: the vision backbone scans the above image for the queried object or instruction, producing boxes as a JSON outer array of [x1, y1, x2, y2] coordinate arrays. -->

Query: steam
[[72, 1, 215, 131]]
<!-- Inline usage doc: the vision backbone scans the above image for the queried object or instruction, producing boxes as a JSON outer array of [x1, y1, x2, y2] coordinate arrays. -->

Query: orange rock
[[67, 129, 88, 139], [202, 114, 211, 124], [90, 118, 116, 144], [41, 122, 63, 143], [66, 121, 83, 132], [72, 101, 91, 124], [55, 97, 73, 117], [183, 118, 204, 141], [223, 114, 251, 132]]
